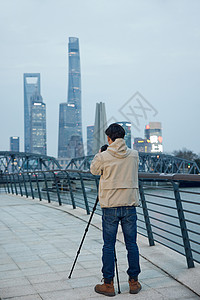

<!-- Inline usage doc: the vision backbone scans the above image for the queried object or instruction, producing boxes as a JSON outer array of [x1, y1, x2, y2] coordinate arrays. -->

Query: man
[[90, 123, 141, 297]]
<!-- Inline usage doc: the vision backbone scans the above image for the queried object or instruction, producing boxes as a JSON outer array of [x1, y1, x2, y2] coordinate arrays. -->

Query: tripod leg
[[68, 196, 99, 279], [114, 248, 121, 294]]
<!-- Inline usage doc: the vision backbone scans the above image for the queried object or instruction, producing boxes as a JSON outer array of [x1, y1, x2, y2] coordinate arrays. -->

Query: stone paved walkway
[[0, 194, 199, 299]]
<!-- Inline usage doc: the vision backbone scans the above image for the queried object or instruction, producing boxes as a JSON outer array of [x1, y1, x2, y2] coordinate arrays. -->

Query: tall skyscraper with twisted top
[[58, 37, 84, 159]]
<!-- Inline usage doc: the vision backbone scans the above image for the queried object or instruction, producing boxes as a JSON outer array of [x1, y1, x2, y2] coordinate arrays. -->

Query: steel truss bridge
[[0, 151, 61, 173], [66, 152, 200, 174], [0, 151, 199, 174]]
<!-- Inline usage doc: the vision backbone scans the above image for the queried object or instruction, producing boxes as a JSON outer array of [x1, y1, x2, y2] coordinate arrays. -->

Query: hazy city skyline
[[0, 0, 199, 157]]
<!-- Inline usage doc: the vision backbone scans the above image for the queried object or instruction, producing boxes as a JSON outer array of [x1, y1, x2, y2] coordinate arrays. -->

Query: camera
[[100, 144, 108, 152]]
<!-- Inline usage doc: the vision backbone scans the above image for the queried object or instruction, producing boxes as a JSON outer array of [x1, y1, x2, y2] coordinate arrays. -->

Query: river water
[[136, 186, 200, 264]]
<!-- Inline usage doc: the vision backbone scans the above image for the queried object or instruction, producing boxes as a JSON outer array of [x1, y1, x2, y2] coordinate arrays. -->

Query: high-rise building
[[10, 137, 20, 152], [93, 102, 107, 154], [24, 73, 40, 153], [87, 125, 94, 155], [24, 73, 47, 155], [133, 137, 151, 153], [144, 122, 163, 153], [30, 93, 47, 155], [58, 37, 84, 159], [58, 103, 76, 158], [116, 122, 132, 148]]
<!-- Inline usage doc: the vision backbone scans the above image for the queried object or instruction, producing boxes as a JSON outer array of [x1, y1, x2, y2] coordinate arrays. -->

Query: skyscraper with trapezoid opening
[[24, 73, 46, 155]]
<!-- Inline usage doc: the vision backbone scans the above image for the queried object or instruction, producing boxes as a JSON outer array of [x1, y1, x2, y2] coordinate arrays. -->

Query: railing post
[[28, 173, 34, 199], [43, 172, 51, 203], [9, 174, 14, 194], [172, 181, 194, 268], [5, 174, 10, 193], [52, 172, 62, 206], [79, 173, 90, 215], [65, 171, 76, 209], [17, 173, 23, 197], [139, 181, 155, 246], [35, 173, 42, 201], [13, 174, 18, 195], [94, 176, 99, 190], [22, 173, 28, 198]]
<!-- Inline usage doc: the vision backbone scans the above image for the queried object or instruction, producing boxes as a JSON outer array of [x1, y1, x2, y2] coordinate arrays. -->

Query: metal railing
[[1, 170, 200, 268]]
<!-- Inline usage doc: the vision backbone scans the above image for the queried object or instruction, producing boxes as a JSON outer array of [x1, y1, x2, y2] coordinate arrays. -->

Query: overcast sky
[[0, 0, 199, 157]]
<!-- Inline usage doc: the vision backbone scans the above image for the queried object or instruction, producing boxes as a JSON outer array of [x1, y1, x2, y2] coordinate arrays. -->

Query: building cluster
[[133, 122, 163, 153], [10, 36, 163, 161], [86, 121, 163, 157]]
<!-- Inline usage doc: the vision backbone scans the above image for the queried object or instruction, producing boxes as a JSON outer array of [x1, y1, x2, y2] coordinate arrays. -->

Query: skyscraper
[[58, 102, 76, 158], [116, 122, 132, 148], [144, 122, 163, 153], [133, 138, 151, 153], [93, 102, 107, 154], [87, 125, 94, 155], [10, 137, 20, 152], [24, 73, 47, 154], [58, 37, 84, 159], [30, 93, 47, 155]]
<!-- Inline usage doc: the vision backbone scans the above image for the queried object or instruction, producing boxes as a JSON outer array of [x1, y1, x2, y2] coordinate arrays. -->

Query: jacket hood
[[107, 138, 131, 158]]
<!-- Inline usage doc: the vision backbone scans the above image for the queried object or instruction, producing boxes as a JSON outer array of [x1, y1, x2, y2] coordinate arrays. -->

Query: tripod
[[68, 196, 121, 294]]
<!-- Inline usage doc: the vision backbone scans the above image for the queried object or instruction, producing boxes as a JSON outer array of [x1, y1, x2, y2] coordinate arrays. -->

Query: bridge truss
[[66, 152, 200, 174], [0, 151, 61, 173], [0, 151, 199, 174]]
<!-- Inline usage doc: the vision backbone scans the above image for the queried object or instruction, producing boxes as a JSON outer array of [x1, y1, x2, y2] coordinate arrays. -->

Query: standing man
[[90, 123, 141, 297]]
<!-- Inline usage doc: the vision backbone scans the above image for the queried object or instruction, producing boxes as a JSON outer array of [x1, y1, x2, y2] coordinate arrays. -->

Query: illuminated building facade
[[30, 93, 47, 155], [10, 137, 20, 152], [133, 138, 151, 152], [58, 37, 84, 159], [145, 122, 163, 153], [116, 122, 131, 148], [87, 125, 94, 155]]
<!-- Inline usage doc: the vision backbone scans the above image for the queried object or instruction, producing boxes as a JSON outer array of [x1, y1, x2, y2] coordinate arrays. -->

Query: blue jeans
[[102, 206, 140, 280]]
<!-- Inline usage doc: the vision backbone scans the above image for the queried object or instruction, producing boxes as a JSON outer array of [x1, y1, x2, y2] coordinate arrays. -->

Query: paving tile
[[68, 275, 101, 289], [21, 266, 54, 276], [16, 260, 48, 269], [0, 269, 23, 280], [44, 257, 71, 266], [33, 280, 72, 293], [0, 277, 30, 288], [40, 289, 82, 300], [156, 285, 198, 299], [0, 285, 36, 298], [11, 255, 41, 263], [27, 272, 62, 284], [139, 268, 167, 280], [144, 275, 181, 289], [2, 294, 42, 300], [0, 263, 19, 272]]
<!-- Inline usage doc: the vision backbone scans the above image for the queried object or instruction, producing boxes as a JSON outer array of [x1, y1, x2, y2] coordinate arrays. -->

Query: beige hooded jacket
[[90, 138, 139, 208]]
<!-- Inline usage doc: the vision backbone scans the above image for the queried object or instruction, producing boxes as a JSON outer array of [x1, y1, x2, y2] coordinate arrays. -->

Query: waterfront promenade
[[0, 193, 199, 299]]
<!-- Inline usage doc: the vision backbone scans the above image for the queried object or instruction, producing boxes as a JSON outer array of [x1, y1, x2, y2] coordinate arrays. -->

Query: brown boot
[[128, 278, 142, 294], [95, 279, 115, 297]]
